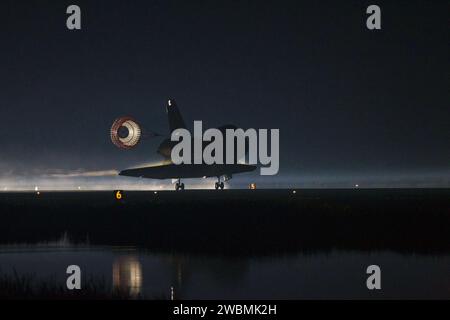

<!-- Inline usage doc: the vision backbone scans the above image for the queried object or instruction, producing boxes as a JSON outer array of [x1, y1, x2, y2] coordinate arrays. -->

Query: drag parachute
[[110, 117, 142, 149]]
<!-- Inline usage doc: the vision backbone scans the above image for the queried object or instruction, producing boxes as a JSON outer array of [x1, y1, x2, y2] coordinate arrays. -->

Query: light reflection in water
[[112, 255, 143, 297], [1, 247, 449, 299]]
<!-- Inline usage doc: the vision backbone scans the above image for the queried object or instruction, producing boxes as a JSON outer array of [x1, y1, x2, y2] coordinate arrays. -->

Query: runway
[[0, 188, 449, 255]]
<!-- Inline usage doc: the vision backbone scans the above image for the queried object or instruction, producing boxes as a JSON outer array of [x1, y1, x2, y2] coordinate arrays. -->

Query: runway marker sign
[[115, 190, 124, 201]]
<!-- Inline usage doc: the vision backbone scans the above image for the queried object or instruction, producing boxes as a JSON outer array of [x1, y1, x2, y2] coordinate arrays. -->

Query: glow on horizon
[[0, 170, 449, 191], [0, 179, 229, 191]]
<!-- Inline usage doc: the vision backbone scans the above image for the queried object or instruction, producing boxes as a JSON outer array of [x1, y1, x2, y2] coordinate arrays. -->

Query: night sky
[[0, 0, 448, 189]]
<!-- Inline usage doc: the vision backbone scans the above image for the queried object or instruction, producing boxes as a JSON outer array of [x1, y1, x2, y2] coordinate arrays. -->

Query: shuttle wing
[[119, 163, 256, 180]]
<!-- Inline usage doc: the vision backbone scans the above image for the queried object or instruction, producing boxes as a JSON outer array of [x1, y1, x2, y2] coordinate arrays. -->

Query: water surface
[[1, 245, 448, 299]]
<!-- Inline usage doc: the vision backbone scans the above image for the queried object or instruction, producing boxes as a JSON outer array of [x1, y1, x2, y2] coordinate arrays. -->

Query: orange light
[[249, 183, 256, 190]]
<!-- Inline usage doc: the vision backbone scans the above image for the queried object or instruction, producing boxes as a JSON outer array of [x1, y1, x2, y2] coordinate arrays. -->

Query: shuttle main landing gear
[[175, 179, 185, 191], [215, 177, 225, 190]]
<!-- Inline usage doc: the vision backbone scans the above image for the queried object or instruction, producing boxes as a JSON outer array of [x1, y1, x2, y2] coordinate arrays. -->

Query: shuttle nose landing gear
[[175, 179, 185, 191], [214, 177, 225, 190]]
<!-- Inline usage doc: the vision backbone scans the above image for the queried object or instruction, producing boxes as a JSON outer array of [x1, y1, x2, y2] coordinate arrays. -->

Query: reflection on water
[[166, 255, 185, 300], [112, 255, 143, 297], [0, 245, 449, 299]]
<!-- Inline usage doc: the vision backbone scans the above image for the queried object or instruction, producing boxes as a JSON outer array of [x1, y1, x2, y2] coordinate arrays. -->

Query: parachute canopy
[[110, 116, 142, 149]]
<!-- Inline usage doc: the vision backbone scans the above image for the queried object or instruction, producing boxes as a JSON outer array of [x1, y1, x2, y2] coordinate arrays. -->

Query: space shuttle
[[115, 99, 256, 190]]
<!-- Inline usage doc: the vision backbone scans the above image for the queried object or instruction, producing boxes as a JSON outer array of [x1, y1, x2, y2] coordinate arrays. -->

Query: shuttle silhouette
[[118, 99, 256, 190]]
